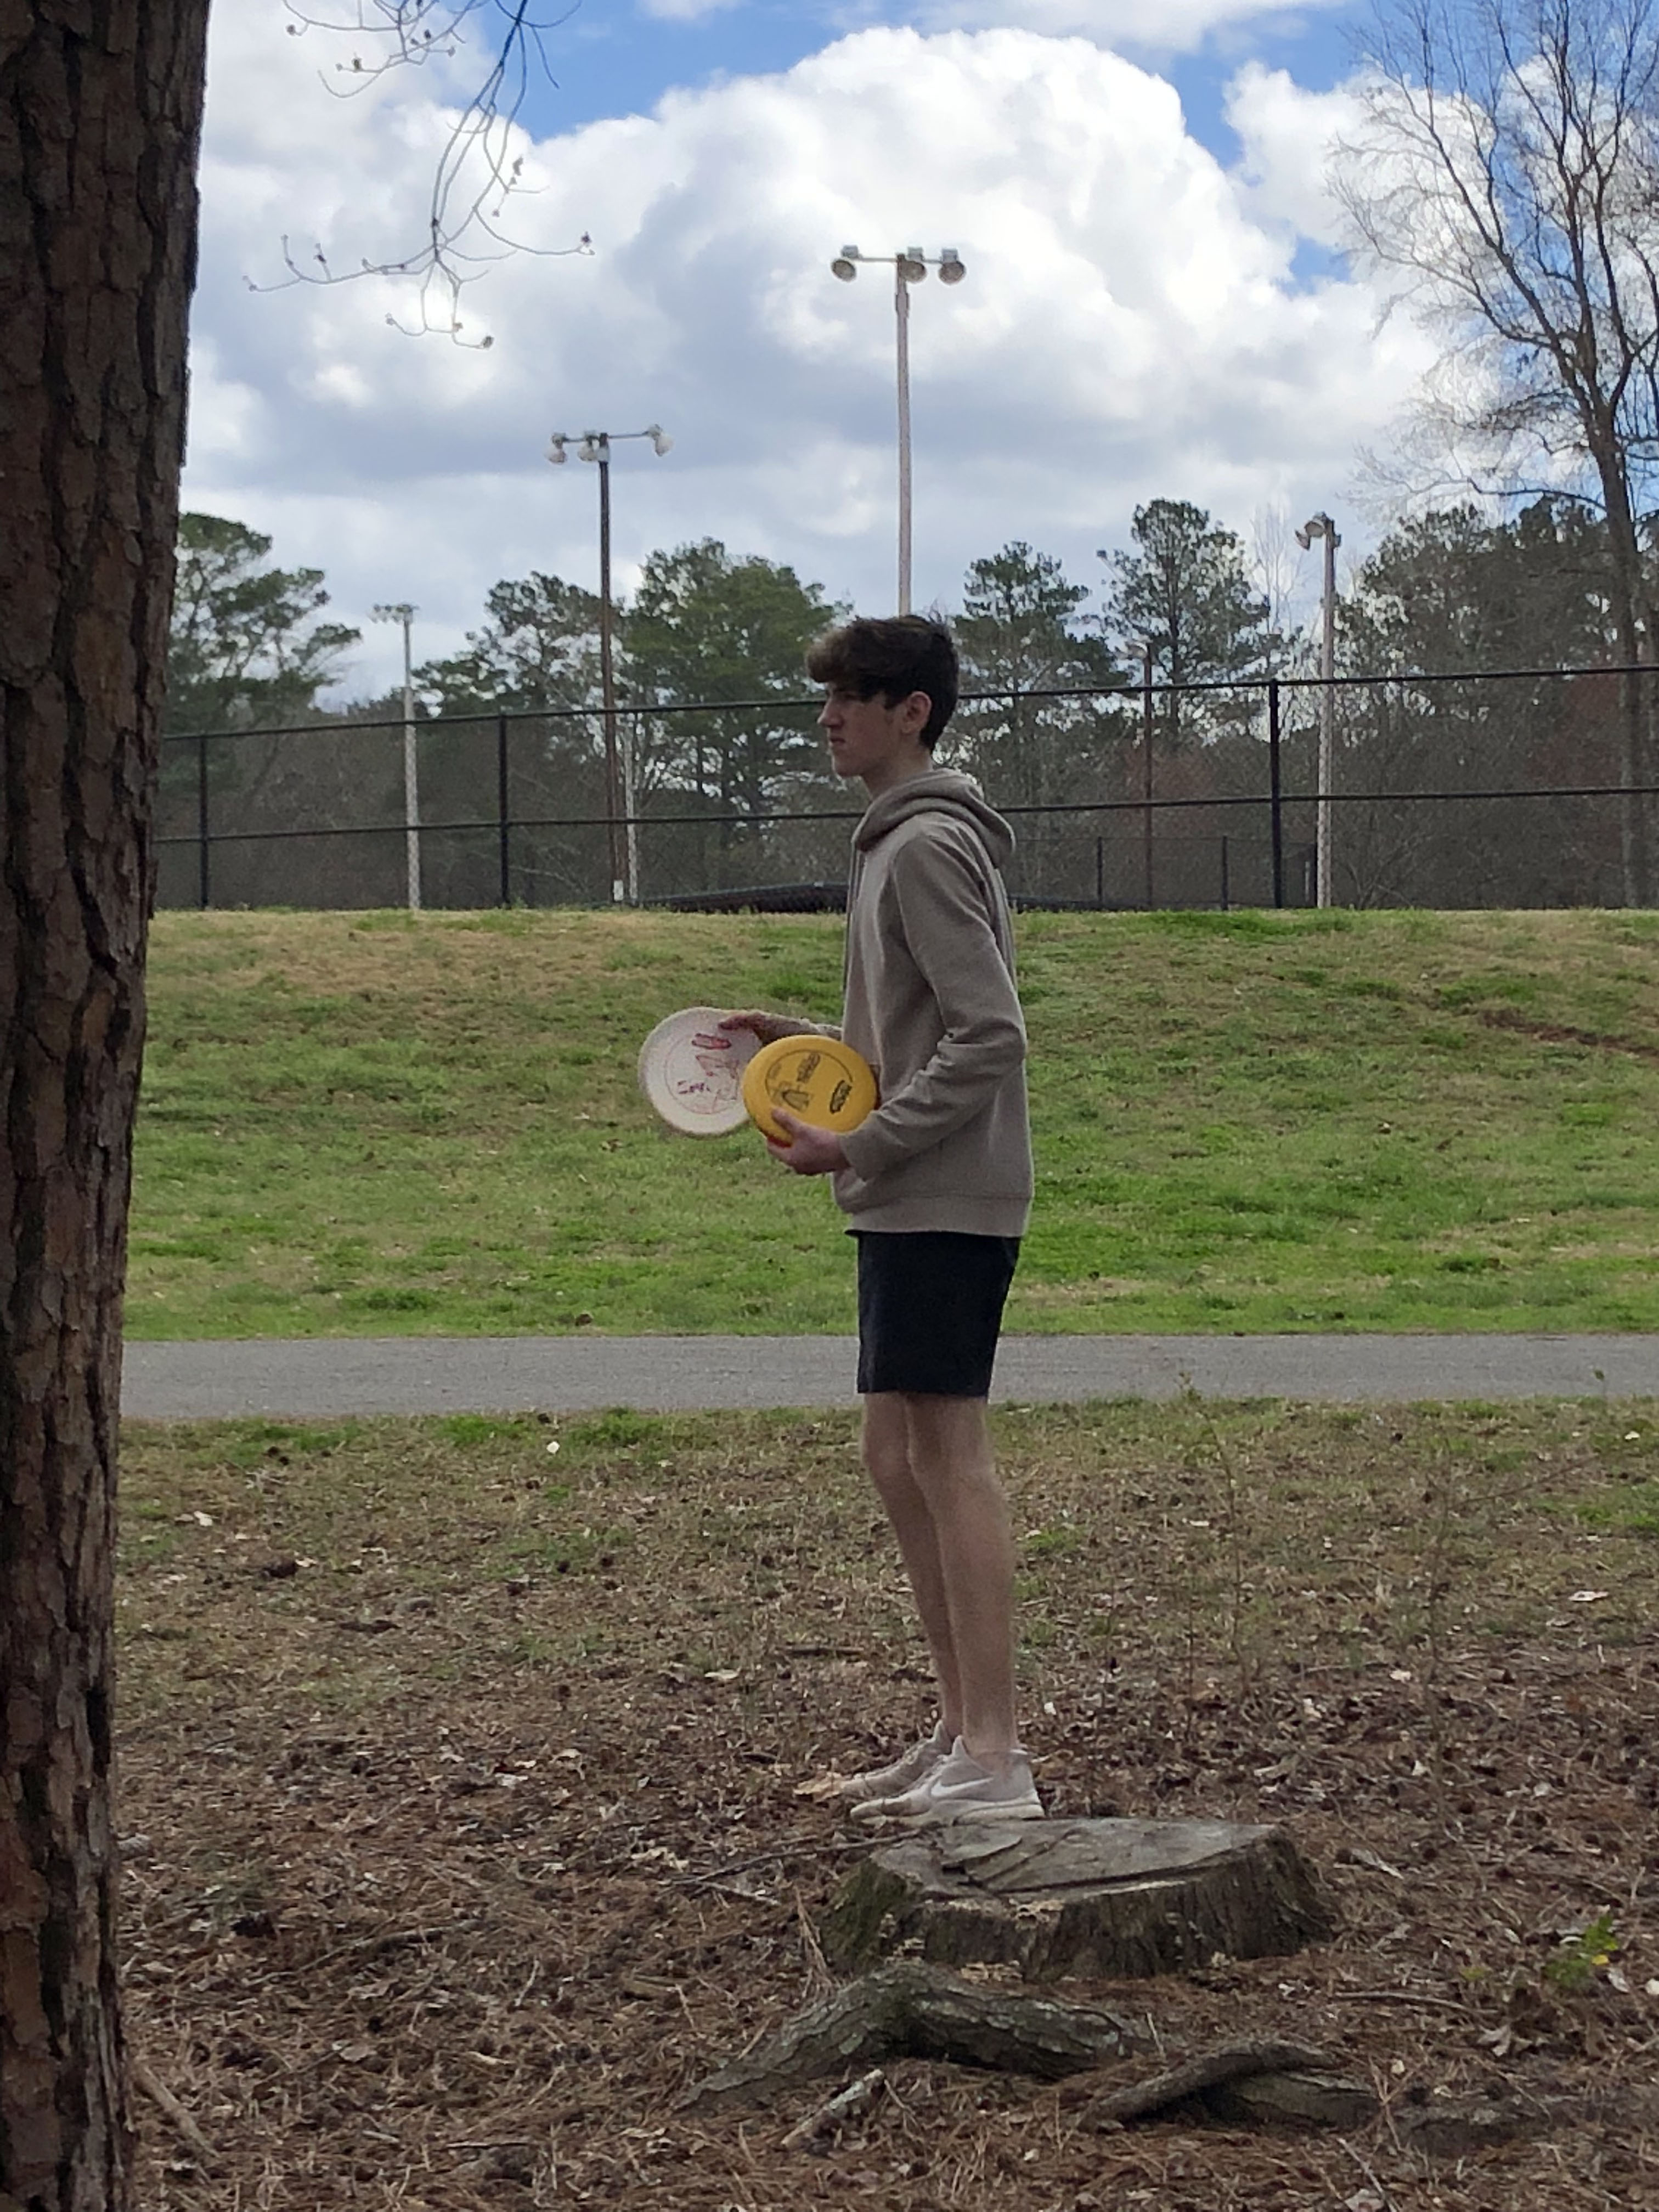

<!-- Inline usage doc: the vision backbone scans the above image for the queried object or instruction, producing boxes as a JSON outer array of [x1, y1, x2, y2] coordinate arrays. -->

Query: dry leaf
[[793, 1772, 846, 1801]]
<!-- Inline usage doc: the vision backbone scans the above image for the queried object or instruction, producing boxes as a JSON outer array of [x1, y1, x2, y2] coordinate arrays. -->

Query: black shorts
[[854, 1231, 1020, 1398]]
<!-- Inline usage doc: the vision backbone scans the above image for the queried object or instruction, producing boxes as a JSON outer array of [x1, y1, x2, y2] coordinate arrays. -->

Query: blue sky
[[191, 0, 1420, 696], [521, 1, 1359, 144]]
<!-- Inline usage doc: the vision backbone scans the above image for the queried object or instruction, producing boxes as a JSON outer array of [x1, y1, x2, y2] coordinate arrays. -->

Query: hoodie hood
[[853, 767, 1015, 870]]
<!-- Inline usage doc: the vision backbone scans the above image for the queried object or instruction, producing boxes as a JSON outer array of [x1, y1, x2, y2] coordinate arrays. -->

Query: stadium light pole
[[1295, 511, 1341, 909], [831, 246, 967, 614], [371, 601, 421, 912], [546, 425, 673, 904]]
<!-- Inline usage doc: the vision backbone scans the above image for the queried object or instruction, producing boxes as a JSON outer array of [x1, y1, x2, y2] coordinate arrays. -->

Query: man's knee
[[900, 1393, 1000, 1497], [861, 1393, 914, 1494]]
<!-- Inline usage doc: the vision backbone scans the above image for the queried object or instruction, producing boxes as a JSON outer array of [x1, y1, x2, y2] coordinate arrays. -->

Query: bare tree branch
[[253, 0, 591, 342]]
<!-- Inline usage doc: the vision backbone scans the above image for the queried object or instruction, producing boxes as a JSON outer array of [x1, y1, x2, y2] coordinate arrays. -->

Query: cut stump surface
[[819, 1816, 1334, 1980]]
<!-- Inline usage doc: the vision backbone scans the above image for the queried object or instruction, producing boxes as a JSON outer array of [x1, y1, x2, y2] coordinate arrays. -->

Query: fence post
[[1283, 676, 1291, 911], [1220, 834, 1230, 912], [196, 732, 210, 910], [496, 713, 511, 907], [1140, 643, 1155, 909]]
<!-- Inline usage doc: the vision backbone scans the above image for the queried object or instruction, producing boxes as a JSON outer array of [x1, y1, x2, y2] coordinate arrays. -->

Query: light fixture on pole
[[1295, 511, 1341, 909], [546, 424, 673, 904], [831, 245, 967, 614], [371, 601, 421, 912]]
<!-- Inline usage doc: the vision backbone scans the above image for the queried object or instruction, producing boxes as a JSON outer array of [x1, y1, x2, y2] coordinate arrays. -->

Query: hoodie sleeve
[[838, 819, 1024, 1178]]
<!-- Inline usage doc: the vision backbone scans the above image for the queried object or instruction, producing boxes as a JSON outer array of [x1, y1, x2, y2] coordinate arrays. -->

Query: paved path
[[121, 1332, 1659, 1418]]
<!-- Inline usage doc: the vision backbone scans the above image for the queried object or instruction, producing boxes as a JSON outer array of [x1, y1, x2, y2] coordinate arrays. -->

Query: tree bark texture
[[1, 4, 206, 2206], [685, 1961, 1141, 2109], [818, 1818, 1334, 1982]]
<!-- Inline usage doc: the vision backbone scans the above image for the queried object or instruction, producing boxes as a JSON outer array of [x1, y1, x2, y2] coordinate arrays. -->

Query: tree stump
[[819, 1816, 1334, 1980]]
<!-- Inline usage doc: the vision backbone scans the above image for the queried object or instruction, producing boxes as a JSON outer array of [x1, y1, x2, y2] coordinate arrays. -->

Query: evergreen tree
[[1334, 498, 1632, 905], [415, 572, 602, 718], [951, 542, 1128, 845], [1098, 499, 1277, 747], [165, 513, 359, 733], [625, 540, 845, 843]]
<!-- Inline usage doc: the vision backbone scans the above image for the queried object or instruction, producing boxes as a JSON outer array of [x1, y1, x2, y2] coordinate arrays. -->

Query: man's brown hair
[[805, 615, 958, 747]]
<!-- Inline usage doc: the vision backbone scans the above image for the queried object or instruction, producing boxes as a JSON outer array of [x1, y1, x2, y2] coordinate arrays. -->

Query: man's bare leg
[[860, 1392, 963, 1741], [901, 1393, 1018, 1771], [862, 1392, 1019, 1772]]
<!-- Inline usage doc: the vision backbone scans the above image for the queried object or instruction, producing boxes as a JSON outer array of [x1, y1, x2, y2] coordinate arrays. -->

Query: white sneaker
[[834, 1721, 951, 1805], [852, 1736, 1043, 1825]]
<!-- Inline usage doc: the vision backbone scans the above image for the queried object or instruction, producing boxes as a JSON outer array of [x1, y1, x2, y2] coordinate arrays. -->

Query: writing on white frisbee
[[637, 1007, 760, 1136]]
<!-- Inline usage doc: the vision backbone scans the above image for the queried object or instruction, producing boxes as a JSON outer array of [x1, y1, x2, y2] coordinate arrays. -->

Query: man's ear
[[901, 689, 933, 737]]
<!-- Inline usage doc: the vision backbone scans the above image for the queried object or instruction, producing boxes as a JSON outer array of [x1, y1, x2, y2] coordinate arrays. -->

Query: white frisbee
[[637, 1007, 761, 1136]]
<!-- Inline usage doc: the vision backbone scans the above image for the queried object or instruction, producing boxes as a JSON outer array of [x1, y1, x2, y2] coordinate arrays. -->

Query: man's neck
[[861, 751, 935, 799]]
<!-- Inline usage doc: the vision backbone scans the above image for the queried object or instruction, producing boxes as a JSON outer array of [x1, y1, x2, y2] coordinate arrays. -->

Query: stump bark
[[686, 1962, 1141, 2109], [819, 1816, 1333, 1980]]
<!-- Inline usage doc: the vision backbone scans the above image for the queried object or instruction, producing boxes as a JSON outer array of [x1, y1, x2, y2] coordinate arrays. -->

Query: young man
[[725, 614, 1038, 1823]]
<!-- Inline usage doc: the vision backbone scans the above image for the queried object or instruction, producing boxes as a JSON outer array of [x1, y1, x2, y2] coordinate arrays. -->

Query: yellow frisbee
[[742, 1036, 878, 1143]]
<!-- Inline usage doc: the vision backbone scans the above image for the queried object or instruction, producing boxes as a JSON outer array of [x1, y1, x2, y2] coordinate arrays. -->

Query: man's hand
[[765, 1108, 847, 1176], [720, 1009, 803, 1047]]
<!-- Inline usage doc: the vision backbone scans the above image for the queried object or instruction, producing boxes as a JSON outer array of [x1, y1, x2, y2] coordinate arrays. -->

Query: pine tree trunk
[[1, 4, 207, 2205]]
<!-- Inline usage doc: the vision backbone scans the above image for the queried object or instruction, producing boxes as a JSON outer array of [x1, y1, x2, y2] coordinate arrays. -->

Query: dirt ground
[[117, 1401, 1659, 2209]]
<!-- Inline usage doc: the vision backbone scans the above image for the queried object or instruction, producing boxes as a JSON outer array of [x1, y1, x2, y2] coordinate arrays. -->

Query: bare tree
[[1335, 0, 1659, 902], [2, 5, 565, 2201], [1250, 504, 1315, 674]]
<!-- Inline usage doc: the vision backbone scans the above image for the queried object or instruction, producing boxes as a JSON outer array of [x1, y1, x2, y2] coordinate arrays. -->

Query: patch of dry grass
[[120, 1400, 1659, 2209]]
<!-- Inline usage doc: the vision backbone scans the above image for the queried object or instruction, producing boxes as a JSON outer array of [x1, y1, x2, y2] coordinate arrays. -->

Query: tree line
[[160, 501, 1285, 894], [165, 492, 1658, 911]]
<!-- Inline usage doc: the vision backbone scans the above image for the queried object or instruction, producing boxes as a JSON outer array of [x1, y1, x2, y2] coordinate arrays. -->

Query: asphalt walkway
[[121, 1331, 1659, 1419]]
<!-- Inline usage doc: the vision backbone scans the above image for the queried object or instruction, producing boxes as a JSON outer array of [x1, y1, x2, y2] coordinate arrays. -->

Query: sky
[[185, 0, 1435, 699]]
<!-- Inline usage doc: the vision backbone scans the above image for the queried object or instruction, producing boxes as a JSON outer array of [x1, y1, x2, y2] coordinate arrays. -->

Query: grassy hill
[[129, 905, 1659, 1338]]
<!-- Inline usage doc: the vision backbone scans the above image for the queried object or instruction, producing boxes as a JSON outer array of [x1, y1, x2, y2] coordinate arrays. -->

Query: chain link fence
[[155, 664, 1659, 913]]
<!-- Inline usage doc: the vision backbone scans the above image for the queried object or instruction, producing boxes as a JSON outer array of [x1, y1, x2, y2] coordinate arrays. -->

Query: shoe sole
[[929, 1798, 1044, 1824], [857, 1792, 1045, 1825]]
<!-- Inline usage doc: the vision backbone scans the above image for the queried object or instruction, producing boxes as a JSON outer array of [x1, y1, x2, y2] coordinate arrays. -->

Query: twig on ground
[[133, 2055, 218, 2171], [1077, 2041, 1333, 2129], [1327, 1989, 1474, 2016], [795, 1887, 836, 2003], [780, 2067, 886, 2150], [672, 1840, 873, 1889], [1340, 2133, 1402, 2211]]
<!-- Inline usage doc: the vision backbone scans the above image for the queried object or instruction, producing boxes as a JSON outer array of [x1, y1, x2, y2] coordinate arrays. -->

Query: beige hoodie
[[824, 768, 1034, 1237]]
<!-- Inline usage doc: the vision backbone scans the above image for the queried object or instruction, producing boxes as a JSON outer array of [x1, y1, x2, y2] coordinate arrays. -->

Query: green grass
[[129, 905, 1659, 1338]]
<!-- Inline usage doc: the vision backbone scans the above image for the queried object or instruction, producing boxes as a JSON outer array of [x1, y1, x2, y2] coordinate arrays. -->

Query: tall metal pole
[[1317, 527, 1338, 910], [895, 262, 913, 616], [1298, 512, 1341, 909], [548, 426, 670, 906], [595, 440, 626, 905], [1283, 676, 1291, 911], [832, 250, 962, 615], [1141, 640, 1155, 910], [399, 608, 421, 913], [373, 601, 421, 912]]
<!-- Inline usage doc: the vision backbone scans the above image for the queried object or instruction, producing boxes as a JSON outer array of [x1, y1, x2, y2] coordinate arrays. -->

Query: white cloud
[[186, 7, 1432, 697], [1224, 60, 1361, 247], [639, 0, 748, 19]]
